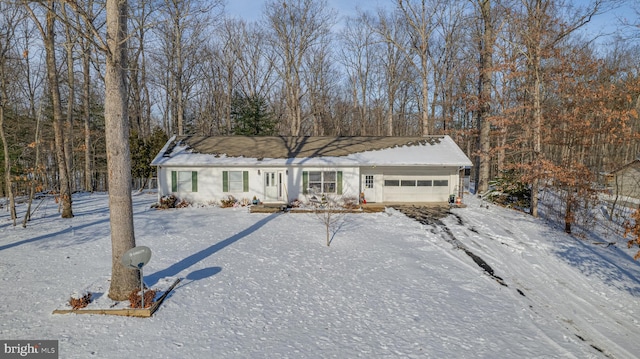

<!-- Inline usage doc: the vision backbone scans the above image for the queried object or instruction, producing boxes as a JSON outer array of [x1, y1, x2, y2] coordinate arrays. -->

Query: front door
[[264, 171, 283, 202], [362, 174, 377, 203]]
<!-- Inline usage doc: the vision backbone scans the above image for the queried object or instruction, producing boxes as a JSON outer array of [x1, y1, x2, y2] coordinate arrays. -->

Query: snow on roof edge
[[151, 135, 473, 168]]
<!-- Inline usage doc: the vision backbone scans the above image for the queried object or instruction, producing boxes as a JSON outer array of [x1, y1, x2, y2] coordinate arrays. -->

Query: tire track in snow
[[392, 206, 507, 287], [393, 206, 589, 357], [393, 205, 640, 358], [444, 206, 637, 359]]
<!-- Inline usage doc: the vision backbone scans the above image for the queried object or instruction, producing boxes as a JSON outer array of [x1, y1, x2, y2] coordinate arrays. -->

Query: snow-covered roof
[[151, 135, 473, 167]]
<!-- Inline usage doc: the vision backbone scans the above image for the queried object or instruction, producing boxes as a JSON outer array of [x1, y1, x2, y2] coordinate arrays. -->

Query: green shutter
[[243, 171, 249, 192], [192, 171, 198, 192], [302, 171, 308, 194], [171, 171, 177, 192], [222, 171, 229, 192], [337, 171, 343, 195]]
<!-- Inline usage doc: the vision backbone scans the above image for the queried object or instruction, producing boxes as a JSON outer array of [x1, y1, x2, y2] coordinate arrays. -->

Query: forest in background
[[0, 0, 639, 235]]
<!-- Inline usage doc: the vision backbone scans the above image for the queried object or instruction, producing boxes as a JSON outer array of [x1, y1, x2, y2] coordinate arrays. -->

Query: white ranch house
[[151, 135, 473, 205]]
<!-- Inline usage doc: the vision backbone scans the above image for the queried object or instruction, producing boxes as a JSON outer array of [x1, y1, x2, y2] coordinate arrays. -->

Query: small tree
[[624, 207, 640, 260], [308, 193, 349, 247]]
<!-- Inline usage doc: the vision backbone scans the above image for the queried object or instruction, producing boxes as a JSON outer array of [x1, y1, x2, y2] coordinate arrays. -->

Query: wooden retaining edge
[[52, 278, 181, 318]]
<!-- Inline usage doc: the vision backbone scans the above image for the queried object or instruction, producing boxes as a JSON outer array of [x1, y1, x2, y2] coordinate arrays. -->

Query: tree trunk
[[531, 57, 542, 218], [0, 14, 16, 224], [82, 31, 93, 192], [0, 101, 16, 226], [43, 2, 73, 218], [564, 189, 574, 234], [420, 58, 430, 136], [105, 0, 139, 301], [23, 105, 42, 227], [476, 0, 494, 194], [63, 6, 75, 193]]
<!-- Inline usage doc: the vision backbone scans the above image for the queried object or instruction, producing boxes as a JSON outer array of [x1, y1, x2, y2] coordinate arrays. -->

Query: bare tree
[[303, 41, 337, 136], [214, 18, 243, 134], [63, 0, 145, 298], [129, 0, 154, 139], [25, 1, 74, 218], [80, 0, 94, 192], [232, 20, 277, 101], [308, 193, 348, 247], [61, 4, 77, 192], [103, 0, 139, 300], [511, 0, 602, 217], [474, 0, 497, 194], [372, 9, 412, 136], [152, 0, 220, 135], [192, 42, 226, 135], [0, 2, 25, 225], [16, 14, 46, 224], [264, 0, 336, 136], [339, 13, 377, 135], [394, 0, 439, 136]]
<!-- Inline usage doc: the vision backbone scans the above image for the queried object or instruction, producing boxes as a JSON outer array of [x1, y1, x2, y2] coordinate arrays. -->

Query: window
[[323, 171, 336, 193], [228, 171, 243, 192], [401, 180, 416, 186], [365, 175, 374, 189], [384, 180, 400, 186], [308, 171, 322, 193], [303, 171, 342, 194], [223, 171, 249, 192], [417, 180, 432, 187], [433, 180, 449, 187], [171, 171, 197, 192]]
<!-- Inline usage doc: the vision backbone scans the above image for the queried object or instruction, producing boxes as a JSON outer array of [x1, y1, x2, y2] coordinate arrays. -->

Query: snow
[[1, 192, 639, 358], [151, 135, 473, 167]]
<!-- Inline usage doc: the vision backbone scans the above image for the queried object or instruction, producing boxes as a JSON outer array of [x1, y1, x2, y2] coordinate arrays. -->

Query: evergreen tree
[[231, 93, 276, 136], [130, 127, 168, 188]]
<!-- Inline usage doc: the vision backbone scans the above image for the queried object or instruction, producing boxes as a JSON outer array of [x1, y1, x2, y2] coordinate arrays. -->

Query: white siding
[[286, 167, 360, 202], [158, 166, 361, 205], [158, 166, 265, 204], [158, 165, 460, 205], [361, 167, 460, 203]]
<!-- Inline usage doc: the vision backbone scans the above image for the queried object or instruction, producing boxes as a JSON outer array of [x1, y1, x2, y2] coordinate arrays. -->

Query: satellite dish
[[120, 246, 152, 270]]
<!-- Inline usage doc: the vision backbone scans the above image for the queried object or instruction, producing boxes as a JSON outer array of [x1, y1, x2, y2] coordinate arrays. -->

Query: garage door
[[382, 177, 450, 202]]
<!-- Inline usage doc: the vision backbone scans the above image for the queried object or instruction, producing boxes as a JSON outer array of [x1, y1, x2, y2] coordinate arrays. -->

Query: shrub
[[220, 195, 237, 208], [69, 292, 92, 309], [154, 194, 178, 209], [128, 289, 157, 309], [485, 171, 531, 209], [624, 208, 640, 260], [341, 196, 360, 209], [175, 199, 190, 208]]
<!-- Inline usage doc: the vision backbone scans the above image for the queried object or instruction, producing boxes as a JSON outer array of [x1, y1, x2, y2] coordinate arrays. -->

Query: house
[[605, 157, 640, 199], [151, 135, 473, 205]]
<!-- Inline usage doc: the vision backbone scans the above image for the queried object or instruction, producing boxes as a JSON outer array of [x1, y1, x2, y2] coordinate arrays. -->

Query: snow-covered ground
[[1, 192, 639, 358]]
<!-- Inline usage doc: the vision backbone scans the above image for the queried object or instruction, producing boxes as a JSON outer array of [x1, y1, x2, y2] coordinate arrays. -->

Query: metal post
[[140, 268, 144, 309]]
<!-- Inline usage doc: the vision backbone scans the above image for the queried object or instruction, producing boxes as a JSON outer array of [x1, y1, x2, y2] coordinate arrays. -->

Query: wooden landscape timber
[[52, 278, 181, 318]]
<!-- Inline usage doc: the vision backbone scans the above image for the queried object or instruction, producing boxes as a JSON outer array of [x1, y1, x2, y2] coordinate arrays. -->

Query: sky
[[1, 190, 639, 357], [225, 0, 382, 22], [224, 0, 636, 44]]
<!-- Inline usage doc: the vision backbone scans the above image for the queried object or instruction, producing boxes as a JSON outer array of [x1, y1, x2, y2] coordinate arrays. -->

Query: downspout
[[157, 166, 162, 203]]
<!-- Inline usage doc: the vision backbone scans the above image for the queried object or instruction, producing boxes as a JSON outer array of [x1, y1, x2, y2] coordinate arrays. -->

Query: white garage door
[[382, 177, 451, 202]]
